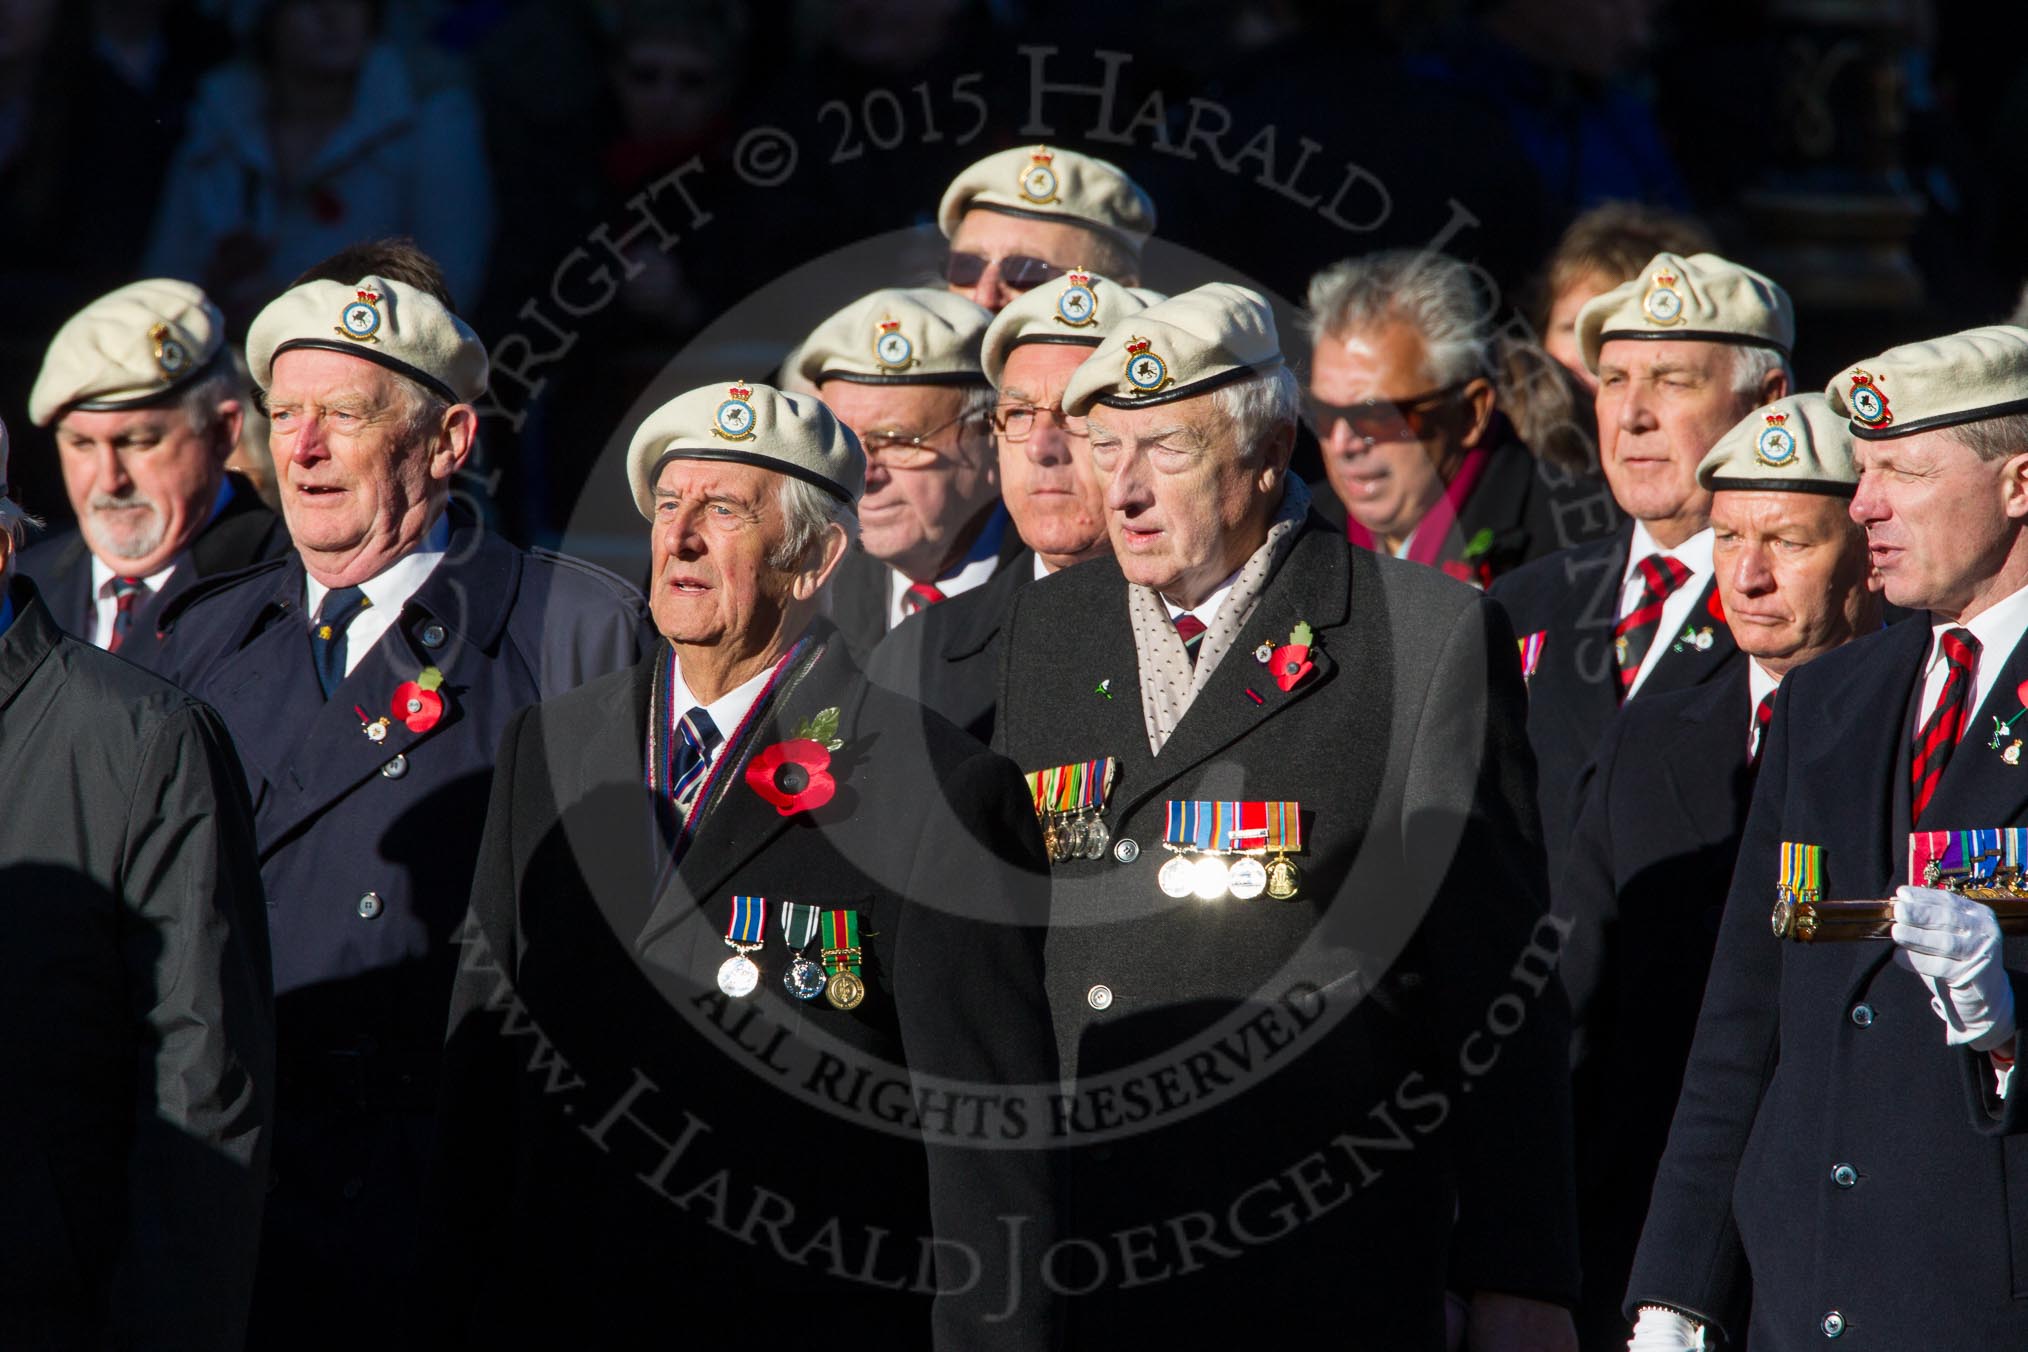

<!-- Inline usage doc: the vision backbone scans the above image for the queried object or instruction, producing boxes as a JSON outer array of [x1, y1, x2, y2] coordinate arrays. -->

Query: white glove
[[1627, 1305, 1704, 1351], [1892, 885, 2018, 1052]]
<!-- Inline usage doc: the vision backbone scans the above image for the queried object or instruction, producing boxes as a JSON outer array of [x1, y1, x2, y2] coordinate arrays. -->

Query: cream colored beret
[[1697, 393, 1855, 495], [981, 271, 1166, 388], [1825, 325, 2028, 440], [247, 273, 487, 404], [1577, 251, 1795, 374], [795, 287, 990, 387], [626, 380, 865, 520], [30, 279, 226, 427], [1061, 282, 1281, 415], [937, 145, 1157, 255]]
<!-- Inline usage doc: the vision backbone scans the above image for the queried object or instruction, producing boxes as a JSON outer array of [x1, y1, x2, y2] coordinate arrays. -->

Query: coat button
[[1113, 838, 1139, 864], [1087, 984, 1114, 1011], [1821, 1310, 1845, 1338], [357, 891, 384, 920], [380, 754, 409, 780], [1831, 1163, 1857, 1188], [1851, 1003, 1875, 1027], [419, 622, 447, 649]]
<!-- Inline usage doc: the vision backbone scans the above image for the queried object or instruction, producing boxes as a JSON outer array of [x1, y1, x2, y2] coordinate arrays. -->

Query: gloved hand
[[1892, 884, 2018, 1052], [1627, 1305, 1704, 1351]]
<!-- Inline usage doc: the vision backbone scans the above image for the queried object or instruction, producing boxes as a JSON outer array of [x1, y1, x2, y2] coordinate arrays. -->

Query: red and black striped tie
[[1750, 688, 1776, 764], [1174, 612, 1208, 666], [1613, 555, 1693, 698], [903, 582, 946, 616], [1911, 627, 1980, 824], [107, 576, 147, 654]]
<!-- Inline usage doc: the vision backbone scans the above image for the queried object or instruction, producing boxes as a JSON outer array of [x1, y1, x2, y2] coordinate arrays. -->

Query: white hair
[[1210, 364, 1301, 463], [1729, 344, 1792, 400], [770, 475, 859, 571], [1305, 250, 1490, 387]]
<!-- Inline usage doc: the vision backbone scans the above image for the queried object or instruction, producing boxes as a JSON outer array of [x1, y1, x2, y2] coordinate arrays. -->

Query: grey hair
[[0, 495, 40, 550], [770, 476, 860, 571], [1951, 412, 2028, 463], [1209, 364, 1302, 463], [1306, 250, 1490, 387], [389, 377, 454, 446], [178, 365, 245, 437], [1729, 344, 1793, 401]]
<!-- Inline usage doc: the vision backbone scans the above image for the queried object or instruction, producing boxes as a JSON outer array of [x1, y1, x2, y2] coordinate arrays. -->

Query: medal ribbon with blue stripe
[[727, 895, 768, 946], [1777, 841, 1822, 901]]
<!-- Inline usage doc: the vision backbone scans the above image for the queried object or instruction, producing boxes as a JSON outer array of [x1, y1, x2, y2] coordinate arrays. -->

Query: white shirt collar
[[1161, 568, 1242, 632], [90, 552, 181, 598], [304, 511, 452, 621], [1623, 520, 1716, 587], [671, 651, 782, 754], [884, 508, 1010, 629], [1032, 551, 1053, 582], [1922, 577, 2028, 720]]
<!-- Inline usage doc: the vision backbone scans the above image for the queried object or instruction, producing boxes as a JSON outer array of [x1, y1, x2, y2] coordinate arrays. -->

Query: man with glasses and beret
[[795, 287, 1017, 658], [937, 144, 1157, 312], [1305, 250, 1608, 589], [1627, 326, 2028, 1351], [866, 270, 1163, 740], [18, 279, 289, 674], [155, 254, 652, 1343], [1491, 251, 1792, 879]]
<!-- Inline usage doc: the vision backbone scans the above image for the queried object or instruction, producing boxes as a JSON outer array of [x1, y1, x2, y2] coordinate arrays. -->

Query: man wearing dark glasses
[[794, 287, 1017, 657], [866, 271, 1164, 741], [1305, 251, 1586, 590], [936, 144, 1157, 313]]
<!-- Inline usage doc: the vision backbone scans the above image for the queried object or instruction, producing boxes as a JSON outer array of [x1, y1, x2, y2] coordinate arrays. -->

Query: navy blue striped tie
[[673, 707, 722, 809]]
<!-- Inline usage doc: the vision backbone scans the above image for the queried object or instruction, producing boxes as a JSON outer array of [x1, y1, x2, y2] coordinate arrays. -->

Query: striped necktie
[[107, 575, 147, 653], [1613, 554, 1693, 698], [1911, 627, 1980, 824], [1174, 612, 1207, 666], [903, 581, 946, 616], [672, 706, 722, 812]]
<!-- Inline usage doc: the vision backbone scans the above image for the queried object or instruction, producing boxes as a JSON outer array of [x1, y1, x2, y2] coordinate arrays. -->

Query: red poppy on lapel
[[1270, 620, 1317, 694], [391, 666, 448, 733], [1706, 587, 1726, 624], [747, 739, 837, 815]]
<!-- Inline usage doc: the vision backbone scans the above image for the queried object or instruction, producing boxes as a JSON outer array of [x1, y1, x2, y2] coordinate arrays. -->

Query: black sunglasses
[[944, 251, 1066, 291]]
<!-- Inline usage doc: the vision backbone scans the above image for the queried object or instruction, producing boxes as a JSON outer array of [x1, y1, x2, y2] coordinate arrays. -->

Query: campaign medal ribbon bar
[[1160, 801, 1303, 900], [1024, 758, 1120, 863], [781, 902, 826, 1000], [1912, 827, 2028, 889], [720, 895, 767, 997], [821, 909, 866, 1010], [1768, 842, 1824, 940]]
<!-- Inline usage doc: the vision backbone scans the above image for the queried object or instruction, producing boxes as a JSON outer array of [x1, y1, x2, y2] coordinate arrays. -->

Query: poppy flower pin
[[391, 667, 447, 733], [1267, 621, 1318, 693], [747, 707, 844, 816]]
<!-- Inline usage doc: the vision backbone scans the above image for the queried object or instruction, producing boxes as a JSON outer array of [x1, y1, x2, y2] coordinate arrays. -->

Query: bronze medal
[[825, 969, 866, 1010], [1265, 855, 1301, 900]]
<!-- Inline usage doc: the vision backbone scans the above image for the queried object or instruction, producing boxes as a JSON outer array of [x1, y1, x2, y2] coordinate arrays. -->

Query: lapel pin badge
[[353, 704, 392, 743], [1096, 678, 1112, 700]]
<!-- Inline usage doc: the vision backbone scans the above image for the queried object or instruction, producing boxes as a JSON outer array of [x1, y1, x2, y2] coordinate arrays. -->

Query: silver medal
[[717, 951, 760, 998], [1227, 856, 1268, 900], [784, 954, 826, 1000], [1190, 854, 1233, 901], [1158, 854, 1196, 898], [1084, 815, 1110, 860]]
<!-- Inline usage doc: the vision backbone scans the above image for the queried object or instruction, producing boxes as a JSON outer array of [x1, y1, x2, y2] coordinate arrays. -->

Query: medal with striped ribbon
[[1769, 842, 1823, 939], [1023, 758, 1119, 862], [781, 902, 826, 1000], [719, 895, 767, 997], [821, 909, 866, 1010]]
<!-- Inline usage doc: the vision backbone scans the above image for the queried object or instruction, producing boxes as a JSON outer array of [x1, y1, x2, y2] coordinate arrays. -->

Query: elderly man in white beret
[[938, 144, 1157, 311], [17, 279, 289, 673], [0, 417, 273, 1349], [866, 269, 1163, 741], [796, 286, 1018, 656], [993, 283, 1579, 1348], [1493, 250, 1795, 883], [1629, 326, 2028, 1350], [433, 381, 1060, 1349], [156, 253, 653, 1343], [1555, 394, 1884, 1348]]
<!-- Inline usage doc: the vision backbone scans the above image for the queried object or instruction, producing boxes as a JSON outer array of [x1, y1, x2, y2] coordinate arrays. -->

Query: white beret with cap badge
[[980, 270, 1167, 388], [793, 287, 991, 388], [1576, 251, 1795, 374], [938, 145, 1157, 255], [1060, 282, 1281, 416], [1697, 393, 1856, 495], [626, 381, 866, 521], [247, 273, 488, 404], [1826, 325, 2028, 440], [30, 279, 226, 427]]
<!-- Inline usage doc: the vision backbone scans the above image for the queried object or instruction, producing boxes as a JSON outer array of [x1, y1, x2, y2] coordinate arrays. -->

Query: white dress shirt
[[1161, 570, 1241, 633], [670, 655, 777, 773], [884, 509, 1009, 630], [1618, 522, 1716, 699], [304, 513, 451, 677], [1916, 578, 2028, 732], [89, 554, 181, 648]]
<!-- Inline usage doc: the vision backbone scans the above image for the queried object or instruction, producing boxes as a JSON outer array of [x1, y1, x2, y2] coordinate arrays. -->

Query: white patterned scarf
[[1129, 477, 1312, 755]]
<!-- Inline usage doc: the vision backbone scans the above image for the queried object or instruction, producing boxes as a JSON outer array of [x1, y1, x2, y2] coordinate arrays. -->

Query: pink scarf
[[1344, 445, 1493, 567]]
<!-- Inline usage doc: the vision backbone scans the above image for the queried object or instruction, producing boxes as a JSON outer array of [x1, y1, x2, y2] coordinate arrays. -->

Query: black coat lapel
[[1639, 580, 1741, 699], [1656, 663, 1754, 845], [940, 550, 1031, 661]]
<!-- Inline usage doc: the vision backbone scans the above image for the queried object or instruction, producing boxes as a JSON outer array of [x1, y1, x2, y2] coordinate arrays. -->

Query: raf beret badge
[[1641, 267, 1685, 326], [1123, 336, 1173, 396], [336, 288, 383, 344], [1019, 146, 1060, 205], [713, 383, 757, 441], [1056, 269, 1098, 328], [873, 317, 916, 372], [1847, 369, 1892, 429], [1755, 410, 1797, 467]]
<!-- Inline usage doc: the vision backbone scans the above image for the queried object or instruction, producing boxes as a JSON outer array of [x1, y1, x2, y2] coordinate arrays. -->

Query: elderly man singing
[[433, 383, 1061, 1349]]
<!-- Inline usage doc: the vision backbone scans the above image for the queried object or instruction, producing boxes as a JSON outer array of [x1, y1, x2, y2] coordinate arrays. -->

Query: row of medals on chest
[[1044, 802, 1303, 901], [718, 929, 863, 1010]]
